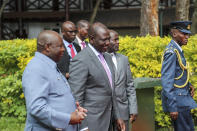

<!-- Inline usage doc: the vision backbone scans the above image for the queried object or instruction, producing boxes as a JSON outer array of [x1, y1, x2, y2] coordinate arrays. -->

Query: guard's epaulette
[[164, 46, 174, 54]]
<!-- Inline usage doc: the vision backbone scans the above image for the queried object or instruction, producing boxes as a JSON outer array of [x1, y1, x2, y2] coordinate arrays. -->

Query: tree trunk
[[0, 0, 9, 40], [140, 0, 159, 36], [65, 0, 69, 21], [176, 0, 190, 20], [89, 0, 102, 24], [191, 0, 197, 34]]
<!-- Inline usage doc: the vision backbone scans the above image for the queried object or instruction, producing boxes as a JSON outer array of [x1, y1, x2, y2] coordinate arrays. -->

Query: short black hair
[[76, 20, 89, 28]]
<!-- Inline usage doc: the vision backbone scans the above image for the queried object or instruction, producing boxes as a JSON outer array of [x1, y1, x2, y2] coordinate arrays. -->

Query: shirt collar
[[35, 52, 57, 69], [172, 40, 182, 52], [110, 52, 115, 56], [88, 44, 101, 57], [76, 35, 82, 44], [63, 39, 72, 47]]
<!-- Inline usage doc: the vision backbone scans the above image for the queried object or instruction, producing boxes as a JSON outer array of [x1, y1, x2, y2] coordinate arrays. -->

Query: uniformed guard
[[161, 21, 197, 131]]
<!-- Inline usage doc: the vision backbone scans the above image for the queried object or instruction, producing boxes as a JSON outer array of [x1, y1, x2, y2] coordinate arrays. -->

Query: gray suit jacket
[[68, 46, 120, 131], [22, 52, 77, 131], [114, 53, 138, 120]]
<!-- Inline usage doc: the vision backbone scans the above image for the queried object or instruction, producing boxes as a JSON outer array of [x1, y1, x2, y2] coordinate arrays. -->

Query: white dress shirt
[[76, 36, 86, 50], [110, 52, 117, 69]]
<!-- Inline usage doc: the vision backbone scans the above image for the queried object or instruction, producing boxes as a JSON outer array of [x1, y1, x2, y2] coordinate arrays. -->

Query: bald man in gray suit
[[68, 23, 125, 131], [108, 30, 138, 131]]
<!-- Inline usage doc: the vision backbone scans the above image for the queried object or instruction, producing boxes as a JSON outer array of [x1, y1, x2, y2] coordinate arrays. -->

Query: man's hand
[[190, 85, 195, 98], [69, 102, 87, 124], [76, 101, 88, 113], [116, 119, 125, 131], [130, 114, 137, 124], [65, 73, 69, 79], [170, 112, 178, 120]]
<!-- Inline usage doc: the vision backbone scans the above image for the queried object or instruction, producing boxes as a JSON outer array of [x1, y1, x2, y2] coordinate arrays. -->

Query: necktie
[[81, 41, 86, 49], [68, 44, 75, 58], [98, 53, 113, 89]]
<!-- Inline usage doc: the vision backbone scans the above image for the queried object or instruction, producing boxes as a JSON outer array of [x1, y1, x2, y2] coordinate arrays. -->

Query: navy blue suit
[[161, 40, 197, 131]]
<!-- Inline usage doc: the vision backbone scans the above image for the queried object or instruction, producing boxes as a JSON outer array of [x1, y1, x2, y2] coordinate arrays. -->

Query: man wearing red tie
[[57, 21, 81, 79], [74, 20, 90, 50]]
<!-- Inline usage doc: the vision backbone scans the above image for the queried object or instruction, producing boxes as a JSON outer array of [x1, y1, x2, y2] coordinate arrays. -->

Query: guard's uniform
[[161, 40, 197, 131]]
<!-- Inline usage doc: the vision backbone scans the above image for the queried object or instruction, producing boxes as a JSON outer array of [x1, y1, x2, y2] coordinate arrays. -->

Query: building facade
[[0, 0, 194, 40]]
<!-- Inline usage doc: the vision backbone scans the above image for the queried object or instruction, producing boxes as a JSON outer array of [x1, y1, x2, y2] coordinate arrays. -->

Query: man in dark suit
[[108, 30, 138, 131], [74, 20, 90, 50], [68, 22, 125, 131], [57, 21, 81, 79], [161, 21, 197, 131]]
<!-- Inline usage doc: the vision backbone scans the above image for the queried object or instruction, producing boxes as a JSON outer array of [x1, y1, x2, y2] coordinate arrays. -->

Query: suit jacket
[[57, 40, 81, 75], [73, 38, 89, 50], [68, 46, 120, 131], [161, 40, 197, 112], [113, 53, 138, 120], [22, 52, 77, 131]]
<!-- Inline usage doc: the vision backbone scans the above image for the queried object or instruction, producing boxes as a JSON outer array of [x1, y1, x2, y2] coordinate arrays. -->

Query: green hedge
[[0, 39, 36, 121], [119, 35, 197, 128], [0, 35, 197, 127]]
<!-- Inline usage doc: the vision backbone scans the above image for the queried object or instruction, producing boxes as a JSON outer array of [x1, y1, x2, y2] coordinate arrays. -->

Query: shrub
[[0, 35, 197, 127], [0, 39, 36, 122], [119, 35, 197, 128]]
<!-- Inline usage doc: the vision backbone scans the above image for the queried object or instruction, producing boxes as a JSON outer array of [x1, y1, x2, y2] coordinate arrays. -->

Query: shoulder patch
[[164, 48, 174, 54]]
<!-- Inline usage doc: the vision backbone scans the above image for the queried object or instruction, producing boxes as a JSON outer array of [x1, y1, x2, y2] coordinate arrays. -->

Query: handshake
[[69, 102, 88, 124]]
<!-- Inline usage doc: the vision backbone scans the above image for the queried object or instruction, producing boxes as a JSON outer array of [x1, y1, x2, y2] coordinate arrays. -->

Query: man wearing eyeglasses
[[57, 21, 81, 79]]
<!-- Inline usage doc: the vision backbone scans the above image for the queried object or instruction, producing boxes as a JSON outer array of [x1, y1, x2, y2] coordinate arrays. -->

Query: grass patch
[[0, 117, 25, 131], [0, 117, 197, 131]]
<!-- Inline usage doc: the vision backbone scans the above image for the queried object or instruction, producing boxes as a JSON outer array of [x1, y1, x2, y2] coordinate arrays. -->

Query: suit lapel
[[86, 47, 113, 92], [73, 42, 81, 53], [114, 53, 121, 82], [103, 53, 115, 90], [73, 38, 79, 45], [63, 42, 71, 60]]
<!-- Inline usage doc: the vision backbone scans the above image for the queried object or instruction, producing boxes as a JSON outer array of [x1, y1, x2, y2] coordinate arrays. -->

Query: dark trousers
[[173, 110, 195, 131]]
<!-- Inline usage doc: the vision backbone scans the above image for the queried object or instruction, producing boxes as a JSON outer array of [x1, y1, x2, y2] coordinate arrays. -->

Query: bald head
[[88, 22, 108, 38], [89, 22, 110, 53], [61, 21, 77, 42], [61, 21, 75, 30], [37, 30, 59, 51], [37, 30, 64, 62]]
